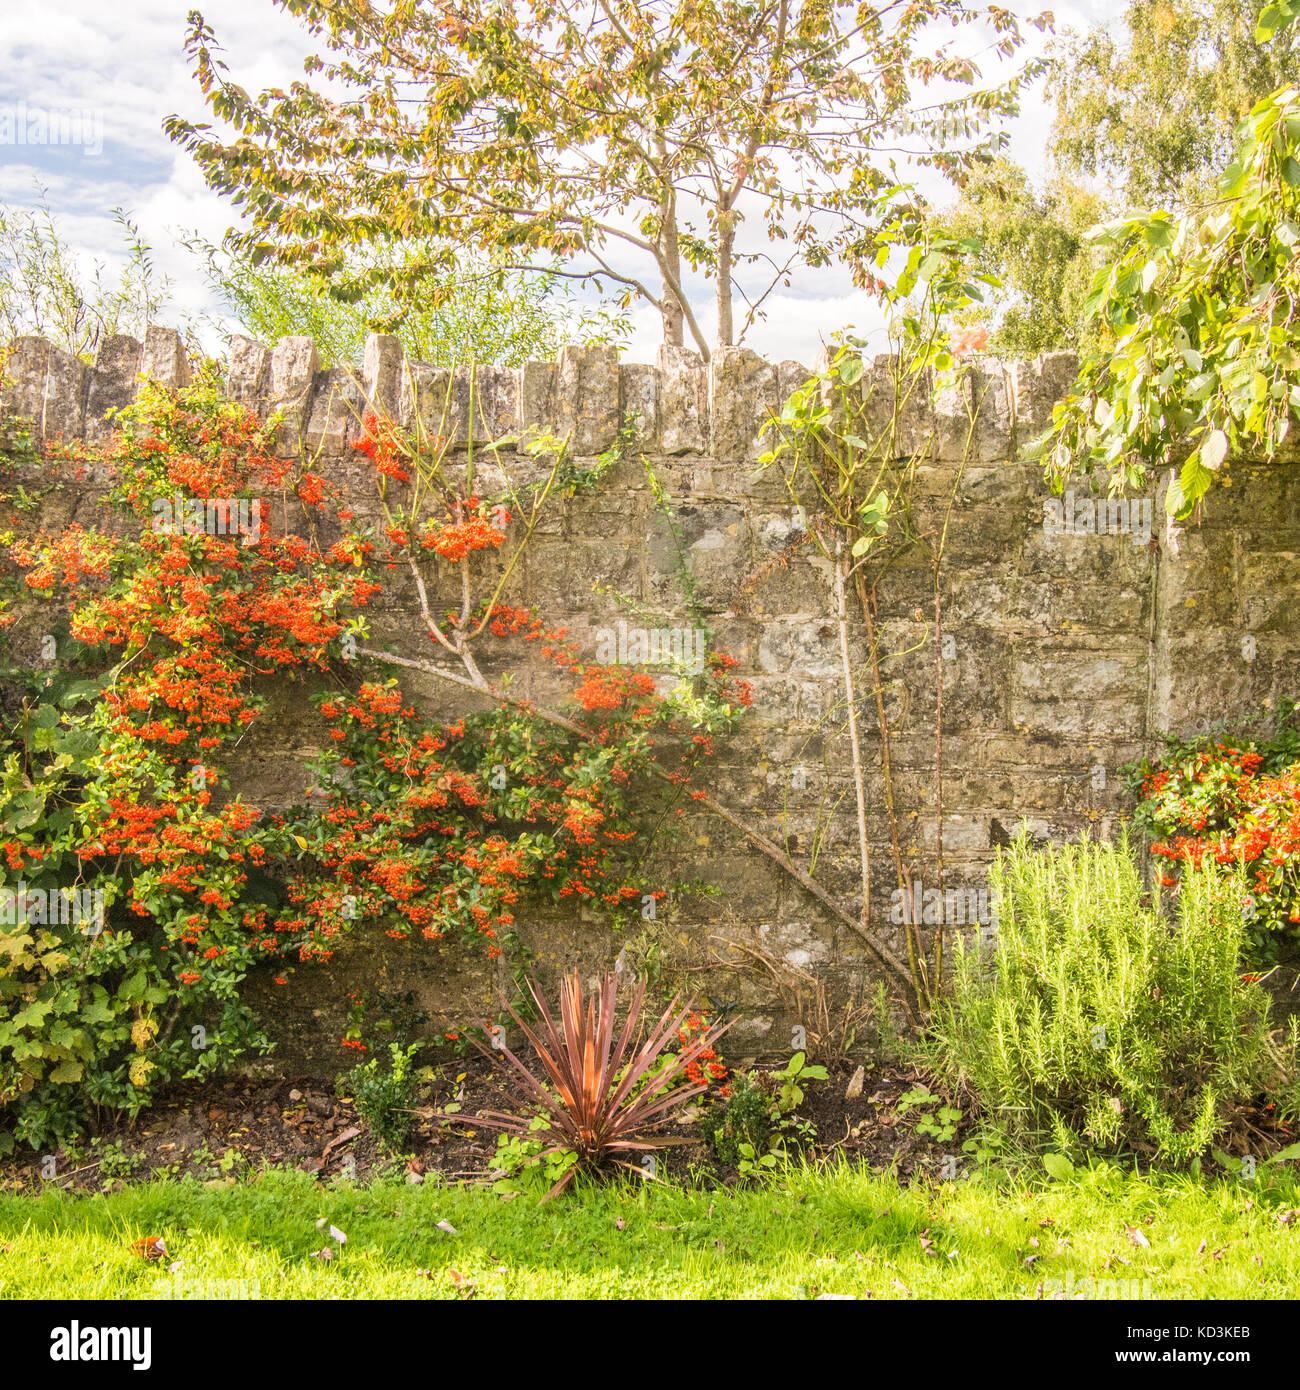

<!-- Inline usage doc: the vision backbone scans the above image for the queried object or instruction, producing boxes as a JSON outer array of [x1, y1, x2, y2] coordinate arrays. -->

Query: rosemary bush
[[924, 832, 1291, 1161]]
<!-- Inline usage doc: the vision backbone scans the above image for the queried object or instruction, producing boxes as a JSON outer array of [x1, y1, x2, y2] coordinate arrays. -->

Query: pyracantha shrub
[[0, 375, 749, 1150], [1129, 702, 1300, 962]]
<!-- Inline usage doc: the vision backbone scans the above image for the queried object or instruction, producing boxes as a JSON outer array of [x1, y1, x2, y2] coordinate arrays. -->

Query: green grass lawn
[[1, 1161, 1297, 1300]]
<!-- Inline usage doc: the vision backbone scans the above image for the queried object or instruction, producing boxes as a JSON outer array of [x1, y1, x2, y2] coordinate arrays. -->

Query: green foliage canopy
[[165, 0, 1049, 359], [1031, 56, 1300, 526]]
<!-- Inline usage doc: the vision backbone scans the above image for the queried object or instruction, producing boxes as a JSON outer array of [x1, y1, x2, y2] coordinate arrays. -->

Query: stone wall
[[3, 327, 1298, 1069]]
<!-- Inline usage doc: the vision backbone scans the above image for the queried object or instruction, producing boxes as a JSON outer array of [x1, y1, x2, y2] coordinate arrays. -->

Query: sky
[[0, 0, 1128, 366]]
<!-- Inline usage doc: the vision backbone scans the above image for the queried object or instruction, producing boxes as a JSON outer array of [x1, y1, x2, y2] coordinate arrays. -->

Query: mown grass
[[1, 1160, 1298, 1299]]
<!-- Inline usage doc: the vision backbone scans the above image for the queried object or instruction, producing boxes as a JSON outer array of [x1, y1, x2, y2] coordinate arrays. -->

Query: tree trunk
[[660, 190, 684, 348], [716, 216, 735, 347]]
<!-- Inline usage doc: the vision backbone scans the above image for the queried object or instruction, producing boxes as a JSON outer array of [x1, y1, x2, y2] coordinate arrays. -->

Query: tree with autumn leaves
[[165, 0, 1050, 359]]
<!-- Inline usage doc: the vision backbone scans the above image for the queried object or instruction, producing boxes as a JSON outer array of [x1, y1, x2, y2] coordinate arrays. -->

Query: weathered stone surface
[[556, 343, 619, 454], [520, 361, 556, 437], [304, 367, 366, 456], [860, 354, 934, 460], [710, 346, 778, 463], [656, 344, 707, 454], [777, 359, 811, 400], [474, 364, 520, 442], [362, 332, 403, 419], [0, 337, 51, 427], [620, 363, 658, 445], [85, 334, 142, 443], [141, 325, 191, 389], [399, 359, 447, 441], [42, 347, 88, 441], [227, 335, 270, 408], [267, 336, 319, 455], [1012, 352, 1080, 442]]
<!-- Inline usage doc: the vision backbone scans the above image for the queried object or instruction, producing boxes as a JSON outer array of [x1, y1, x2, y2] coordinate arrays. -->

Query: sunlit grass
[[2, 1159, 1298, 1299]]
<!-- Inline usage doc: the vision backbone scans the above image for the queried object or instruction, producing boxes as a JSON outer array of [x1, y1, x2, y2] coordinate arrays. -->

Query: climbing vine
[[0, 369, 748, 1150]]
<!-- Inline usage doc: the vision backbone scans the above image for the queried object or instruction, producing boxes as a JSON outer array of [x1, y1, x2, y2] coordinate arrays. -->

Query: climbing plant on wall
[[0, 368, 749, 1151], [755, 214, 999, 1017]]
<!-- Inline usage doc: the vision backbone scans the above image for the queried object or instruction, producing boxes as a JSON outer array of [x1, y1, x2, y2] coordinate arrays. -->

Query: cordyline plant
[[458, 969, 730, 1199]]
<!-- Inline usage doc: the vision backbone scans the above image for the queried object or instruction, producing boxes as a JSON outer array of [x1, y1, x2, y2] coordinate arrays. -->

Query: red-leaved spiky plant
[[464, 969, 730, 1200]]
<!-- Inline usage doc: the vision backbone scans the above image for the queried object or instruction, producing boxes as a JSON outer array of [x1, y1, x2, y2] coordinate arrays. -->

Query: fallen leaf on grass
[[321, 1126, 361, 1161], [436, 1220, 458, 1237], [309, 1248, 334, 1261], [130, 1237, 167, 1261], [1125, 1225, 1150, 1249]]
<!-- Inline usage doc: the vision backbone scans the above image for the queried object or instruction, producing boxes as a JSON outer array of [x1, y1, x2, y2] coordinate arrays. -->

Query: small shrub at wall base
[[341, 1043, 420, 1154], [922, 830, 1296, 1163], [706, 1052, 827, 1176]]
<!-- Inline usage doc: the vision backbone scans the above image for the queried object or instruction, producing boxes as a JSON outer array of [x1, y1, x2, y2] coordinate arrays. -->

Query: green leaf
[[57, 680, 104, 708], [1042, 1152, 1075, 1182], [3, 790, 46, 832], [1201, 429, 1229, 470], [1256, 2, 1283, 40], [838, 355, 864, 386]]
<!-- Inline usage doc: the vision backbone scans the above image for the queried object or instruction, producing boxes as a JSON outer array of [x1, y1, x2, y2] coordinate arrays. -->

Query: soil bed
[[2, 1056, 1290, 1194]]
